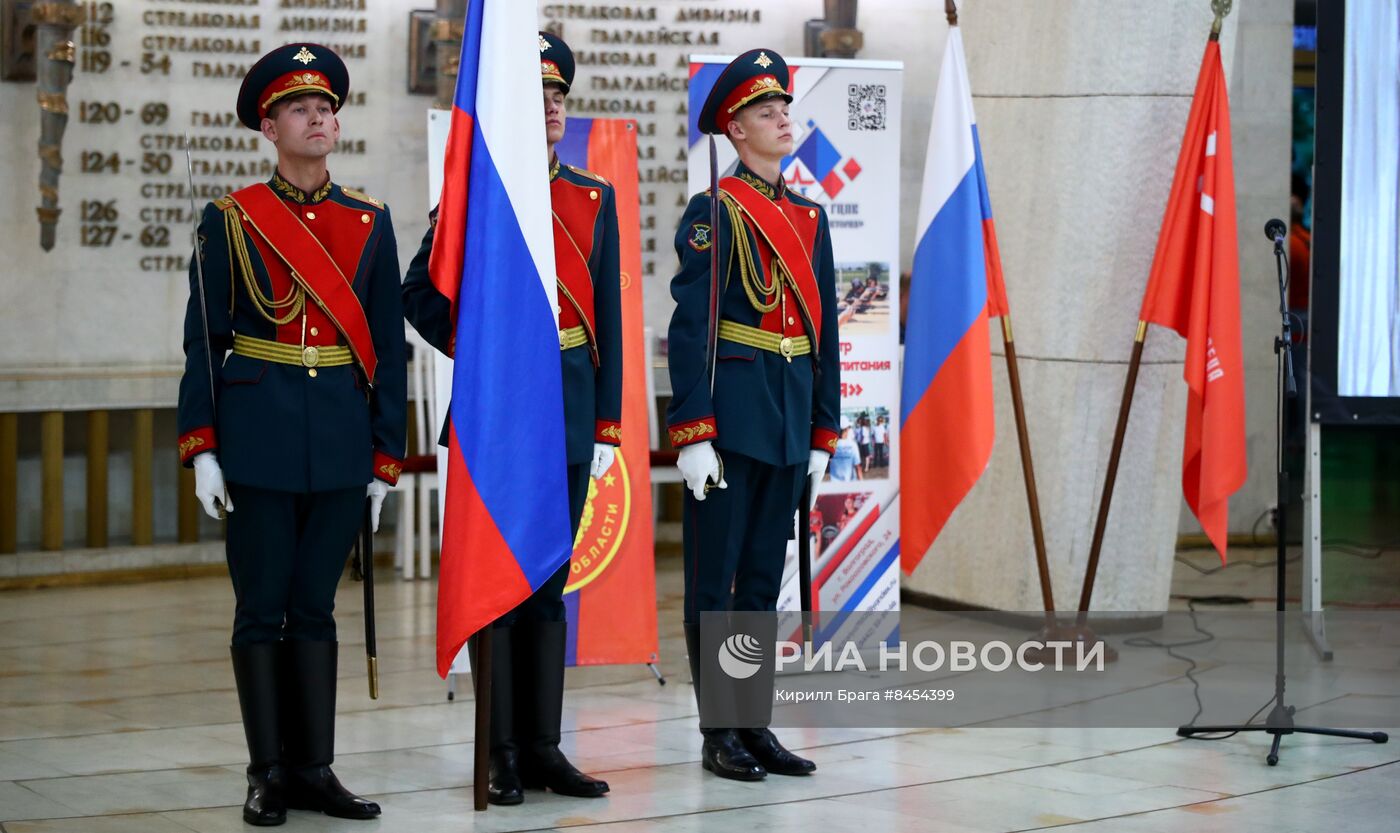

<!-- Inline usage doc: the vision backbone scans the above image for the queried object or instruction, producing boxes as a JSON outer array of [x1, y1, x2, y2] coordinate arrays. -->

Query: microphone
[[1265, 218, 1287, 244]]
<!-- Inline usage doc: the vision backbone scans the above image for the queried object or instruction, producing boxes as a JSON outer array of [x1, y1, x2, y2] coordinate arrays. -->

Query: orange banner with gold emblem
[[556, 118, 658, 667]]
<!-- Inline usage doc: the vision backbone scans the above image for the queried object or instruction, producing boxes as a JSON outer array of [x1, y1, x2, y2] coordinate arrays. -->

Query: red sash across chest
[[229, 184, 379, 381], [719, 177, 824, 347], [550, 177, 602, 341]]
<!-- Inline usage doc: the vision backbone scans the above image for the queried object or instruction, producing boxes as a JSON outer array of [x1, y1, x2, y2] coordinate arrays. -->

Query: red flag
[[1138, 41, 1247, 562]]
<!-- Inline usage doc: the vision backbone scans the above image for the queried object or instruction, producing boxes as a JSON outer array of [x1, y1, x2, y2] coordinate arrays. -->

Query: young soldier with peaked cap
[[668, 48, 840, 782], [176, 43, 406, 826], [401, 31, 621, 806]]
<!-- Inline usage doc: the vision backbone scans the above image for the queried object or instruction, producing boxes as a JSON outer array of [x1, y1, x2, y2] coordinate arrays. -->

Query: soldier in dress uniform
[[667, 48, 840, 782], [176, 43, 405, 826], [401, 32, 621, 806]]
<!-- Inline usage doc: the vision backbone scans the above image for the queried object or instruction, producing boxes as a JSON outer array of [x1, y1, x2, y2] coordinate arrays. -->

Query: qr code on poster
[[848, 83, 886, 131]]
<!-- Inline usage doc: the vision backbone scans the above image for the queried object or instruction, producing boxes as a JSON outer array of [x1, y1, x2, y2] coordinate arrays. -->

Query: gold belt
[[559, 325, 590, 351], [718, 319, 811, 361], [232, 333, 352, 368]]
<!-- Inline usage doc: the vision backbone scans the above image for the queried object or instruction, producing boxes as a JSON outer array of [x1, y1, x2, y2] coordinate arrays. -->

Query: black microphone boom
[[1264, 218, 1287, 243]]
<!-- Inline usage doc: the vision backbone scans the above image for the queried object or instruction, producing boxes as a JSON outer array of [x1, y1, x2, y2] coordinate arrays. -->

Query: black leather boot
[[471, 626, 523, 805], [738, 728, 816, 776], [684, 623, 765, 781], [231, 643, 286, 826], [279, 640, 381, 820], [517, 621, 609, 797], [735, 617, 812, 776]]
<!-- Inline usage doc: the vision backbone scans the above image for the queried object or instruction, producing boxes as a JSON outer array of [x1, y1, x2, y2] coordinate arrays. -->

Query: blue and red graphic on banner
[[785, 120, 863, 199]]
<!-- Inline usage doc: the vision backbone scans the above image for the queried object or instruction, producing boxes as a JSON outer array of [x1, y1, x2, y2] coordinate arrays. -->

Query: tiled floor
[[0, 552, 1395, 832]]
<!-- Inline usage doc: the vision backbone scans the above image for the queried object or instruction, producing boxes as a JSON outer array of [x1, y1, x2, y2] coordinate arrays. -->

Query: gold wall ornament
[[28, 1, 81, 26], [42, 36, 68, 61], [32, 0, 79, 252], [35, 89, 63, 112]]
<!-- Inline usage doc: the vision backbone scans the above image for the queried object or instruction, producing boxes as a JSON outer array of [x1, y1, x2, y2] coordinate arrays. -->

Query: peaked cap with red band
[[237, 43, 349, 130], [539, 31, 575, 94], [697, 48, 793, 136]]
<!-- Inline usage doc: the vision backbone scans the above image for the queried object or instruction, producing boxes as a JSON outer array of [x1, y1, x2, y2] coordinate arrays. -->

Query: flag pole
[[1075, 322, 1147, 629], [471, 629, 492, 811], [999, 316, 1055, 614]]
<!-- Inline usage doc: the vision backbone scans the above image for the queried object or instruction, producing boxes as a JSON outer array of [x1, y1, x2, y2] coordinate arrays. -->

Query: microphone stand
[[1175, 224, 1387, 764]]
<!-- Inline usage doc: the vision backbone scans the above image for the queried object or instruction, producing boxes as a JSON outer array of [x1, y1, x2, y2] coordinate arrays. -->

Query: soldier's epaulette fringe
[[214, 195, 236, 211]]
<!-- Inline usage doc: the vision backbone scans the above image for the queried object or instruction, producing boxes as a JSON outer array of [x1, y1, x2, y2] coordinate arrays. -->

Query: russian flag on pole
[[900, 27, 1007, 574], [428, 0, 571, 677]]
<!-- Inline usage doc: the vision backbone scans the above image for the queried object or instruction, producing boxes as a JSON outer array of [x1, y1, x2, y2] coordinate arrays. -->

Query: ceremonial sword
[[184, 137, 228, 518], [358, 499, 379, 699]]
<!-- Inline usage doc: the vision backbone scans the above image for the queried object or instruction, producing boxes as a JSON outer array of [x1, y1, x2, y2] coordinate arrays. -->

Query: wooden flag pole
[[471, 629, 493, 811], [1075, 322, 1147, 630], [999, 317, 1055, 614]]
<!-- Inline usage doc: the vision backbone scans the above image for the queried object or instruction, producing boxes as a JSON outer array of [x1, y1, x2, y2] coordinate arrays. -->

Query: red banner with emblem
[[555, 118, 658, 667]]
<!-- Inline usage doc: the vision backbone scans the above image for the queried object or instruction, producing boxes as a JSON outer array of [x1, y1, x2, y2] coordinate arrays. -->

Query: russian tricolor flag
[[428, 1, 571, 676], [900, 26, 1009, 574]]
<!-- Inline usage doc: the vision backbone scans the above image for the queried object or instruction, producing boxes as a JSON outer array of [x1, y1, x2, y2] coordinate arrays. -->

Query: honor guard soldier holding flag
[[668, 49, 840, 781], [402, 32, 621, 806], [176, 43, 406, 826]]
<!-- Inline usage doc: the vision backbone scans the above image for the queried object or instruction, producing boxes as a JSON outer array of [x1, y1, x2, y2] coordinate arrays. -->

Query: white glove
[[677, 440, 724, 501], [192, 452, 232, 519], [590, 443, 616, 479], [367, 480, 389, 533], [806, 449, 830, 510]]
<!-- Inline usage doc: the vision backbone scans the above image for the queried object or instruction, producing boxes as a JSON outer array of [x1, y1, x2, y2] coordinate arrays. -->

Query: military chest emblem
[[688, 222, 712, 252]]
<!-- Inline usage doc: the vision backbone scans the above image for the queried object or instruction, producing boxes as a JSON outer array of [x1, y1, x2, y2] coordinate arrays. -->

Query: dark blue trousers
[[224, 483, 363, 647], [682, 451, 805, 623]]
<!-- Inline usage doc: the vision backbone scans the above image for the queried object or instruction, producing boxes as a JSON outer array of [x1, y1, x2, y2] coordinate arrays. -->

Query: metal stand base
[[1179, 703, 1387, 766]]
